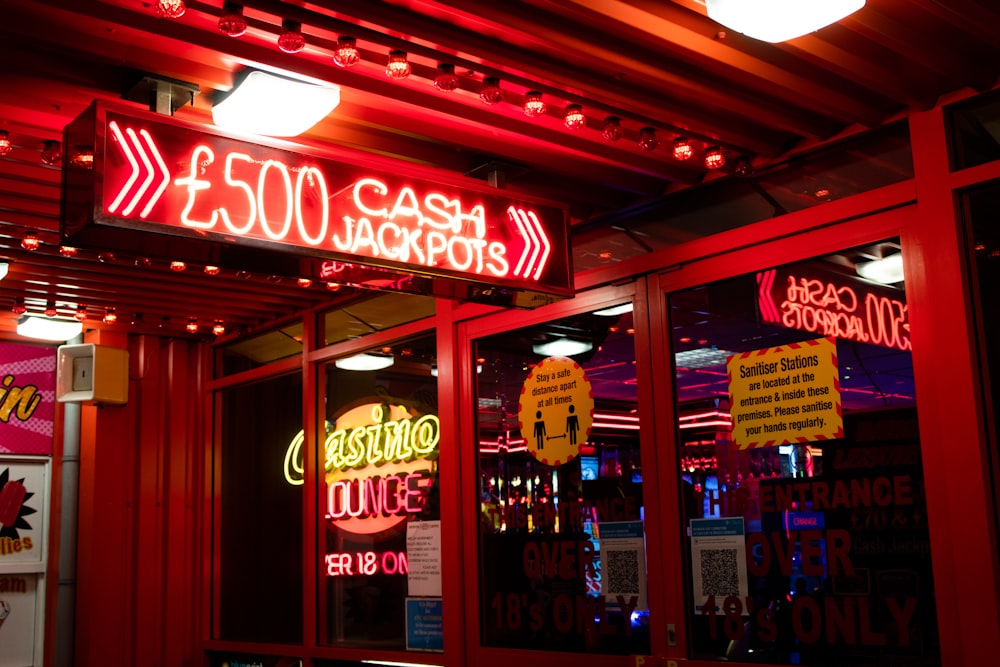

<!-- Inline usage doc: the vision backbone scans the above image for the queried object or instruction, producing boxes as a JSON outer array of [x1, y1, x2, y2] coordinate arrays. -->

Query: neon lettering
[[324, 550, 409, 577]]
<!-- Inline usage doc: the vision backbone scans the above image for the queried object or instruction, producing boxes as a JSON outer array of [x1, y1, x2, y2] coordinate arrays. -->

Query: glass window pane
[[215, 321, 303, 377], [322, 292, 436, 347], [949, 90, 1000, 170], [475, 303, 651, 655], [318, 334, 440, 648], [215, 373, 304, 643], [671, 242, 939, 664]]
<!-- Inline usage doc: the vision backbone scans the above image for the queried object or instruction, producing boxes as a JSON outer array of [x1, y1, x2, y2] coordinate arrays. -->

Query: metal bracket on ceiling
[[122, 73, 200, 116]]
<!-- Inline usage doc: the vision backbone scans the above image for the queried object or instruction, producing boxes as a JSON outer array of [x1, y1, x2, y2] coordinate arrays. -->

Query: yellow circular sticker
[[517, 356, 594, 466]]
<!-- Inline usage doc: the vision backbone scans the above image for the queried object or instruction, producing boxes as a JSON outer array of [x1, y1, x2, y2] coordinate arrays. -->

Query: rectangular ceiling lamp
[[706, 0, 865, 43], [212, 69, 340, 137]]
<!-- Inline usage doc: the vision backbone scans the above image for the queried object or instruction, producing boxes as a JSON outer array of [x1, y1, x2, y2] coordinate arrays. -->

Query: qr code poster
[[690, 518, 748, 614], [598, 521, 647, 611]]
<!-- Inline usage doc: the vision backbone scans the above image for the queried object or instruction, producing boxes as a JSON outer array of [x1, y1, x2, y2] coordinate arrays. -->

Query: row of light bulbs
[[11, 295, 226, 335], [151, 1, 743, 170], [0, 132, 63, 165]]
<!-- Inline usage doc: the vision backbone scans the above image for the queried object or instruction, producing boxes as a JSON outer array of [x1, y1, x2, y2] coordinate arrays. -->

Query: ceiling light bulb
[[672, 137, 694, 161], [532, 338, 593, 357], [704, 145, 726, 170], [334, 353, 395, 371], [203, 265, 221, 275], [856, 253, 904, 284], [563, 104, 585, 130], [602, 116, 623, 141], [154, 0, 186, 18], [45, 300, 57, 317], [75, 304, 87, 321], [170, 260, 186, 272], [212, 69, 341, 137], [218, 3, 247, 37], [21, 231, 40, 251], [479, 77, 503, 105], [11, 298, 26, 315], [385, 50, 411, 79], [523, 91, 546, 117], [59, 246, 78, 257], [277, 19, 306, 53], [639, 127, 659, 151], [186, 317, 199, 333], [326, 281, 341, 291], [17, 315, 83, 342], [70, 145, 94, 169], [706, 0, 865, 43], [334, 36, 360, 67], [40, 140, 61, 166], [434, 63, 460, 92], [103, 307, 117, 324], [297, 277, 313, 287], [213, 320, 226, 335], [0, 130, 12, 156]]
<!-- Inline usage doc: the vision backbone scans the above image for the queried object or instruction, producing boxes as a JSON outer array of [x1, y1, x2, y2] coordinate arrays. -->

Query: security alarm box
[[56, 343, 129, 405]]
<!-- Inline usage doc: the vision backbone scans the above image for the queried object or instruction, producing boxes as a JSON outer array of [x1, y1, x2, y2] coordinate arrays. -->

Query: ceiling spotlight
[[75, 304, 87, 321], [170, 260, 187, 272], [11, 297, 26, 315], [334, 353, 395, 371], [385, 50, 411, 79], [21, 231, 40, 251], [40, 140, 61, 166], [204, 265, 221, 275], [297, 277, 313, 287], [218, 2, 247, 37], [60, 246, 78, 257], [479, 77, 503, 105], [45, 300, 57, 317], [532, 338, 593, 357], [638, 127, 659, 151], [326, 281, 342, 291], [277, 19, 306, 53], [0, 130, 12, 156], [434, 64, 460, 92], [672, 136, 694, 161], [602, 116, 623, 141], [704, 145, 726, 170], [154, 0, 186, 19], [17, 315, 83, 342], [212, 69, 341, 138], [69, 145, 94, 169], [706, 0, 865, 43], [563, 104, 585, 130], [186, 317, 199, 333], [103, 307, 118, 324], [213, 320, 226, 336], [333, 36, 360, 67], [523, 91, 546, 117]]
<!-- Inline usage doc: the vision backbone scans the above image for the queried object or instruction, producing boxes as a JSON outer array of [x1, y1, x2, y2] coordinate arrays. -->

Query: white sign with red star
[[0, 459, 47, 568], [517, 357, 594, 466]]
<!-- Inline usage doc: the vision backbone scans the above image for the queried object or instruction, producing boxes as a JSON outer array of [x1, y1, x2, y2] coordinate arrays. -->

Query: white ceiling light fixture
[[212, 69, 341, 137], [532, 338, 593, 357], [706, 0, 865, 43], [856, 253, 904, 284], [334, 352, 395, 371], [17, 315, 84, 342], [0, 261, 8, 281], [593, 302, 633, 317]]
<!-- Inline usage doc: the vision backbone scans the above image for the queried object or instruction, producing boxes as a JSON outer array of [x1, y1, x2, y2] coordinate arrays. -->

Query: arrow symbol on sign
[[509, 206, 551, 281], [107, 121, 170, 219]]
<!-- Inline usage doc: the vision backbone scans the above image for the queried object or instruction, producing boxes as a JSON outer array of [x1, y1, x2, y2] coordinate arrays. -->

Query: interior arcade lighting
[[333, 36, 361, 67], [479, 77, 503, 105], [563, 104, 586, 129], [277, 19, 306, 54], [434, 64, 460, 92], [334, 352, 395, 371], [385, 50, 411, 79], [704, 145, 726, 170], [186, 317, 199, 334], [213, 69, 341, 137], [856, 252, 904, 285], [16, 315, 83, 342], [523, 91, 546, 117], [21, 231, 40, 251], [103, 307, 118, 324], [0, 130, 11, 156], [602, 116, 624, 141], [672, 136, 694, 161], [706, 0, 865, 43], [153, 0, 186, 18], [638, 127, 659, 151], [532, 337, 593, 357], [40, 140, 61, 166], [218, 3, 248, 37]]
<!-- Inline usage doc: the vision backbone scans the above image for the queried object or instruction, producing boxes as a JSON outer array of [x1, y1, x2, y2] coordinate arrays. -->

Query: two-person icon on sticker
[[533, 404, 580, 450]]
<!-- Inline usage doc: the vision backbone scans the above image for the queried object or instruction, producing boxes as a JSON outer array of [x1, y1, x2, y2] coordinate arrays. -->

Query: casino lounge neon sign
[[758, 268, 910, 351], [283, 401, 439, 536], [81, 105, 569, 294]]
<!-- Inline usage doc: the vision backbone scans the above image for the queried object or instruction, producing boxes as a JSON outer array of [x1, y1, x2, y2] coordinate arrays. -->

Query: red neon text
[[772, 274, 910, 351], [327, 469, 434, 521], [325, 550, 409, 576]]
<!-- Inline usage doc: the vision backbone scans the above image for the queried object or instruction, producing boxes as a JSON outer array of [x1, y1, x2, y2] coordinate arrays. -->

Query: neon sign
[[757, 267, 910, 351], [63, 102, 572, 296], [283, 401, 438, 535]]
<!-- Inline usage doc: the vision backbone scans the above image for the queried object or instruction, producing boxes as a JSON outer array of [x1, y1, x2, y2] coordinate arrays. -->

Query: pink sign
[[0, 344, 56, 456]]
